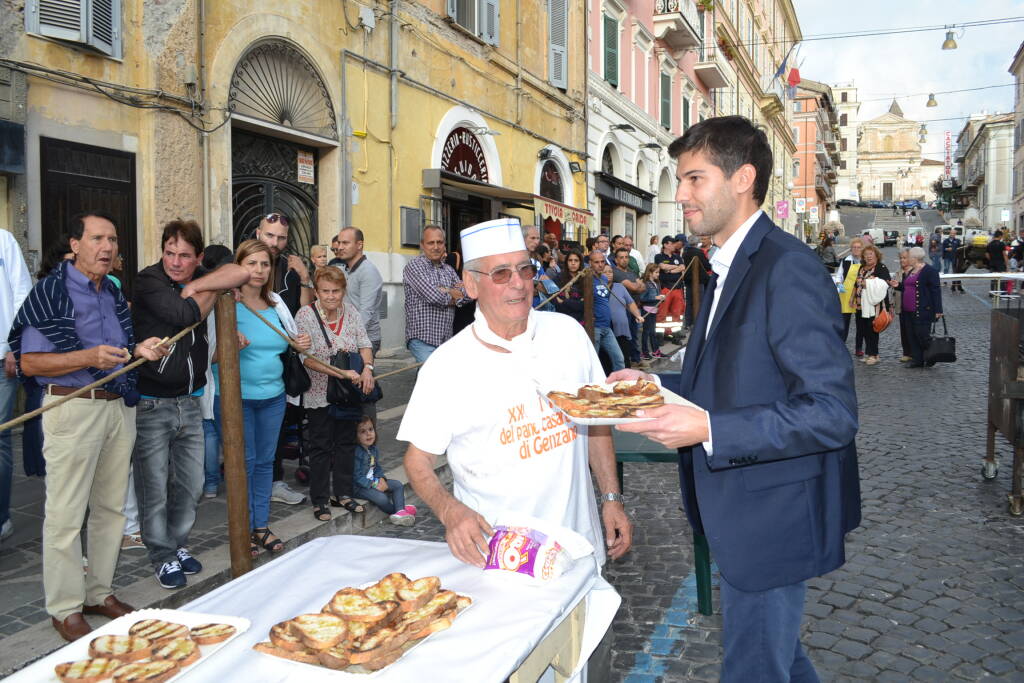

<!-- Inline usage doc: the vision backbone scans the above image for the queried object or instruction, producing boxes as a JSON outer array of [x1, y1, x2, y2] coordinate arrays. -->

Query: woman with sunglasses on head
[[210, 239, 312, 557]]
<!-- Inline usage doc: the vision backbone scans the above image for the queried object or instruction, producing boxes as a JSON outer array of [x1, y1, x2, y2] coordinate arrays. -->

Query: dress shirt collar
[[709, 209, 763, 276]]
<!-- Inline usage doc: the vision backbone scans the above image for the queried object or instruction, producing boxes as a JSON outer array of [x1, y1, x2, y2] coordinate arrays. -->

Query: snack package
[[483, 514, 593, 583]]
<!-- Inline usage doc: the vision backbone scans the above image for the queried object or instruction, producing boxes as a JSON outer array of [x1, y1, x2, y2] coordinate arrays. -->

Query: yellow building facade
[[0, 0, 589, 349]]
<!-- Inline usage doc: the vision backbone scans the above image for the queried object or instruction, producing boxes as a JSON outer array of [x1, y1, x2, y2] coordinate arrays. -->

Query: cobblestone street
[[2, 256, 1023, 680]]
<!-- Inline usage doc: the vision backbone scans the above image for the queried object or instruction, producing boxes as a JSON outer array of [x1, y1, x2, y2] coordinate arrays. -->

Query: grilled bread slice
[[316, 643, 352, 670], [328, 589, 399, 624], [54, 658, 124, 683], [87, 635, 152, 663], [343, 620, 371, 648], [289, 613, 349, 650], [396, 576, 441, 612], [578, 385, 612, 401], [347, 624, 411, 665], [398, 590, 457, 633], [151, 636, 200, 668], [188, 622, 236, 645], [127, 619, 188, 645], [612, 379, 659, 396], [269, 620, 306, 652], [110, 660, 179, 683], [455, 594, 473, 613], [252, 641, 321, 665], [364, 572, 411, 603], [408, 610, 456, 641], [359, 647, 404, 672]]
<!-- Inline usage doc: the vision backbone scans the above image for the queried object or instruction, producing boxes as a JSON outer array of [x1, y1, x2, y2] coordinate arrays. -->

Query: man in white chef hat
[[399, 217, 631, 567]]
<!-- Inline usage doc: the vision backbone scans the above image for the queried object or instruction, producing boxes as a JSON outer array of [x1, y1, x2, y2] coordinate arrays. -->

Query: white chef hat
[[460, 218, 528, 262]]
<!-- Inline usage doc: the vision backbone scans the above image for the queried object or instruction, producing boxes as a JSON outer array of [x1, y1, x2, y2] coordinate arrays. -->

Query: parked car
[[837, 199, 857, 207], [856, 200, 870, 208], [895, 199, 923, 210], [867, 200, 886, 209], [883, 230, 899, 246]]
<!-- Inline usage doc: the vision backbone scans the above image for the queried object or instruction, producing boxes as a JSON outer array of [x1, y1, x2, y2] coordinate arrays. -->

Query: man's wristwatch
[[364, 364, 374, 372], [601, 492, 624, 505]]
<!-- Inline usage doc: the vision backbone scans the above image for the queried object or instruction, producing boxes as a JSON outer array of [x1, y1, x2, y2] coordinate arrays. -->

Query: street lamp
[[941, 30, 957, 50], [610, 124, 636, 132], [926, 93, 938, 107]]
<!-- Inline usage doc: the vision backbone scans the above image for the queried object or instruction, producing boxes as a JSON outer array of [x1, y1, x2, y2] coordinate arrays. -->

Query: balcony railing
[[694, 46, 729, 89], [654, 0, 703, 51]]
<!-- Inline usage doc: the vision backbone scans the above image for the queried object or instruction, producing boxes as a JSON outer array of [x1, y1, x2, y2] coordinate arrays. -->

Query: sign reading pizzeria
[[441, 127, 489, 182]]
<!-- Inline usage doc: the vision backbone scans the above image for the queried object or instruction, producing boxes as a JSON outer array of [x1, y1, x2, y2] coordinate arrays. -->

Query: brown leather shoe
[[51, 613, 92, 641], [82, 594, 136, 619]]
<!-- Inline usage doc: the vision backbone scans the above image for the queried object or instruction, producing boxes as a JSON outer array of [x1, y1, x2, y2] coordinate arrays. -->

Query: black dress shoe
[[52, 613, 92, 641]]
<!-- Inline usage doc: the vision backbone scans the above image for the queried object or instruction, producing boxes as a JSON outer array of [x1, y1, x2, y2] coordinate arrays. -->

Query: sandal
[[332, 497, 365, 514], [251, 527, 284, 554], [313, 504, 332, 522]]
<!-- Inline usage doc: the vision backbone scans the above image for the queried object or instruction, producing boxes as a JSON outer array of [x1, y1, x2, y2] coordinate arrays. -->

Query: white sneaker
[[0, 519, 12, 542], [270, 480, 305, 505]]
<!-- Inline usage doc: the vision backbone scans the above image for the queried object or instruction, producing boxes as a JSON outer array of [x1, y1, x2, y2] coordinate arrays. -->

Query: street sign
[[776, 200, 789, 219], [795, 197, 806, 213], [944, 131, 952, 179], [809, 206, 819, 224]]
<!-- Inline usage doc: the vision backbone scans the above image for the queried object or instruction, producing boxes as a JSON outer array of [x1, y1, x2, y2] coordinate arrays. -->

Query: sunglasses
[[264, 213, 289, 227], [467, 262, 537, 284]]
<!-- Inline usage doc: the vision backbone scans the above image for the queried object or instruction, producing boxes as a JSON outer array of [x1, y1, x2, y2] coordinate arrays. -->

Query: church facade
[[857, 100, 936, 203]]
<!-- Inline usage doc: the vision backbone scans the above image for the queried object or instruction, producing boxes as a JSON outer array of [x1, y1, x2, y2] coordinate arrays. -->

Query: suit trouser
[[41, 394, 135, 620], [720, 575, 819, 683]]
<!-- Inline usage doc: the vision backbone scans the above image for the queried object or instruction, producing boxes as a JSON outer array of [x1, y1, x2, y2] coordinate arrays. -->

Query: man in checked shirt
[[403, 225, 469, 363]]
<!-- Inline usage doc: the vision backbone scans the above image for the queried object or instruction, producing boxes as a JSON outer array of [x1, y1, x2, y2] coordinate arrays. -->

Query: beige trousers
[[41, 394, 136, 619]]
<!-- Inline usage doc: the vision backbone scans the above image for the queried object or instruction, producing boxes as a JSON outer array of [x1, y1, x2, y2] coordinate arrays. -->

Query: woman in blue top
[[213, 239, 310, 557]]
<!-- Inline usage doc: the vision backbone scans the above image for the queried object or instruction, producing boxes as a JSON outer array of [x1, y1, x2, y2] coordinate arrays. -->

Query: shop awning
[[593, 171, 655, 214], [534, 196, 594, 242]]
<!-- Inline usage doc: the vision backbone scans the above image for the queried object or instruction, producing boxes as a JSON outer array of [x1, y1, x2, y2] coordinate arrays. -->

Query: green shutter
[[683, 96, 691, 131], [661, 73, 671, 129], [604, 14, 618, 88]]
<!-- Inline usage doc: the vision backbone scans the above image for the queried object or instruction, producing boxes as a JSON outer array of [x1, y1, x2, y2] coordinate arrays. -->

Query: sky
[[789, 0, 1023, 161]]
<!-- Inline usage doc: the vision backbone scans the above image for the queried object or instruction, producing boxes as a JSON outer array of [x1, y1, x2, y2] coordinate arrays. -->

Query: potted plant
[[697, 0, 714, 12]]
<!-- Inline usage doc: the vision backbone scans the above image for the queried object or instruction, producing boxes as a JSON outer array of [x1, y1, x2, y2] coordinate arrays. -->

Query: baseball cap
[[673, 233, 686, 243], [661, 235, 674, 245]]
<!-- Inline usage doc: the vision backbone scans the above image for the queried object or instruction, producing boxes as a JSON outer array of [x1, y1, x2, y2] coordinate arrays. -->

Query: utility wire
[[858, 83, 1017, 103]]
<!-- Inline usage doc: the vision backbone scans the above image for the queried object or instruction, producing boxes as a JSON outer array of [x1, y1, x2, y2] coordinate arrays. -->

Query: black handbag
[[924, 317, 956, 364], [311, 306, 383, 409], [281, 347, 311, 396]]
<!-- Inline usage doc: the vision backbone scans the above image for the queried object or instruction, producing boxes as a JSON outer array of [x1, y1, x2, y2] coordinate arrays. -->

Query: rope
[[0, 319, 204, 433]]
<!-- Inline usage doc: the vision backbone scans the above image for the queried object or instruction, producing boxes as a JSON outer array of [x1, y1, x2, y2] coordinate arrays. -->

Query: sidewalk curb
[[0, 459, 451, 676]]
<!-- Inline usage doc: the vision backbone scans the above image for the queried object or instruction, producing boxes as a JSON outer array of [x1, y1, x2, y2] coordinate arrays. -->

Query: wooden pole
[[583, 271, 594, 341], [214, 295, 252, 578], [691, 258, 702, 319]]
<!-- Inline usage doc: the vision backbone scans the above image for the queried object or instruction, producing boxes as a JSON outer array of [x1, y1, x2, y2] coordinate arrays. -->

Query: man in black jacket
[[131, 220, 248, 589], [681, 235, 711, 329]]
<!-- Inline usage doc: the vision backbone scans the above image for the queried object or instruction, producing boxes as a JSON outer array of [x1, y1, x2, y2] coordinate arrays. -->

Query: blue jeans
[[931, 253, 941, 271], [406, 338, 437, 364], [720, 576, 818, 683], [354, 479, 406, 515], [942, 256, 954, 274], [627, 317, 641, 362], [641, 313, 658, 355], [593, 326, 624, 371], [214, 393, 286, 529], [0, 376, 16, 527], [132, 396, 205, 568], [203, 419, 221, 494]]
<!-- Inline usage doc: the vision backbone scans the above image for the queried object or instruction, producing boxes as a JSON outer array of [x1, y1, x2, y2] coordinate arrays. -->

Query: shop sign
[[775, 200, 789, 219], [534, 197, 594, 238], [594, 174, 653, 214], [441, 127, 489, 182], [297, 150, 315, 184]]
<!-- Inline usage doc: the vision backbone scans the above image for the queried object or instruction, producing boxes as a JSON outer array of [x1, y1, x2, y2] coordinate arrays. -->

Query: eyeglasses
[[467, 262, 537, 284], [264, 213, 289, 227]]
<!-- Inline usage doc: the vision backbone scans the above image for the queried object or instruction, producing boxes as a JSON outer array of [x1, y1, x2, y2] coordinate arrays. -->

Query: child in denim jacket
[[354, 417, 416, 525]]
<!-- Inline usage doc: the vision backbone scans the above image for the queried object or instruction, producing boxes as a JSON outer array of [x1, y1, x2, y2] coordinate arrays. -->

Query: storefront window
[[539, 160, 563, 203]]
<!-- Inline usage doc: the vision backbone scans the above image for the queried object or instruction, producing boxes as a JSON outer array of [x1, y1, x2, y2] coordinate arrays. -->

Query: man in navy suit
[[614, 116, 861, 682]]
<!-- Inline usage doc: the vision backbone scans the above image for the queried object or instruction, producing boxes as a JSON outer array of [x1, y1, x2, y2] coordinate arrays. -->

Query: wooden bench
[[614, 431, 713, 616]]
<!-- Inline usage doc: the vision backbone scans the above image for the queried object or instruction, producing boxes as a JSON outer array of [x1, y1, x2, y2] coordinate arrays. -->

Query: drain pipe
[[197, 0, 212, 240], [387, 0, 398, 260], [341, 51, 351, 227]]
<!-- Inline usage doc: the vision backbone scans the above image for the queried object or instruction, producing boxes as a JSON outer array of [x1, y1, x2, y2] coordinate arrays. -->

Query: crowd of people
[[0, 211, 419, 642]]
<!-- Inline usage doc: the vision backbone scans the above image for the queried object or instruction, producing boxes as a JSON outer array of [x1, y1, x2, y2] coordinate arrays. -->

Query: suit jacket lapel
[[696, 214, 774, 368]]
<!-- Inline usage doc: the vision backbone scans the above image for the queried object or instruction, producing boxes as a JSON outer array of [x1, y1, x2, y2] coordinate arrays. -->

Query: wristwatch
[[364, 364, 374, 372], [601, 492, 624, 505]]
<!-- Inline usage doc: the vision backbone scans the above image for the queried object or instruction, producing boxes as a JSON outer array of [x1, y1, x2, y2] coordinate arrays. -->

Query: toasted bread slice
[[111, 660, 179, 683], [455, 594, 473, 613], [188, 622, 236, 645], [396, 576, 440, 612], [269, 620, 306, 651], [151, 636, 200, 668], [359, 647, 404, 671], [409, 611, 455, 641], [364, 572, 411, 603], [87, 635, 152, 663], [329, 589, 399, 624], [289, 613, 349, 650], [252, 641, 321, 665], [343, 620, 371, 648], [348, 625, 410, 665], [578, 385, 612, 401], [54, 658, 124, 683], [127, 619, 188, 645], [316, 643, 352, 670], [399, 590, 457, 633]]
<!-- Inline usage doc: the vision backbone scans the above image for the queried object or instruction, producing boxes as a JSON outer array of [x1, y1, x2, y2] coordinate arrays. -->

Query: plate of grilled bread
[[49, 609, 247, 683], [543, 379, 695, 425], [252, 572, 473, 676]]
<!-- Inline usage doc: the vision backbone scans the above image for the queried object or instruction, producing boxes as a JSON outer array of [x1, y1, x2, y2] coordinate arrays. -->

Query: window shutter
[[446, 0, 457, 18], [603, 14, 618, 88], [86, 0, 119, 57], [660, 73, 671, 130], [30, 0, 86, 43], [479, 0, 499, 45], [683, 96, 690, 131], [548, 0, 567, 89]]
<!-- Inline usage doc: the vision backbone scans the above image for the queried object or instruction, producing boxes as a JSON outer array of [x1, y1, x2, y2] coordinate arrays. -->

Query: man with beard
[[612, 116, 861, 682]]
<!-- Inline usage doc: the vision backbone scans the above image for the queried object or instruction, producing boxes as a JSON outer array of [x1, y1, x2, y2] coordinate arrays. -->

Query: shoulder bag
[[311, 306, 383, 410], [924, 317, 956, 364], [872, 307, 893, 333], [282, 347, 311, 396]]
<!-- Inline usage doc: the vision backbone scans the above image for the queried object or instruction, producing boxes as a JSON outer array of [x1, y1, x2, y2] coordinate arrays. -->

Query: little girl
[[353, 416, 416, 526], [638, 264, 665, 360]]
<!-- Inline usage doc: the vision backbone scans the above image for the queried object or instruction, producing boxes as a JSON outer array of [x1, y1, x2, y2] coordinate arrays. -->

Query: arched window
[[602, 146, 615, 176], [792, 159, 800, 179], [539, 160, 563, 203]]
